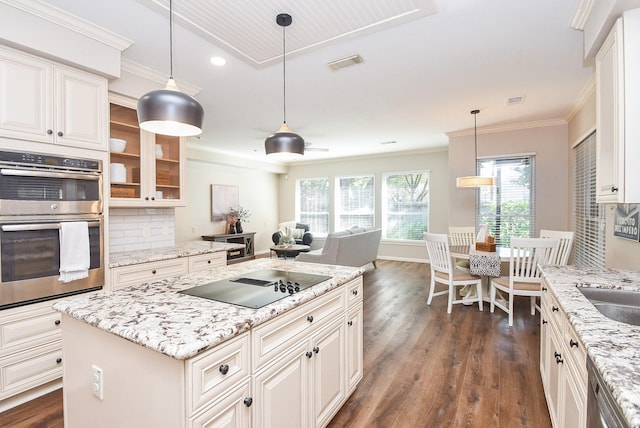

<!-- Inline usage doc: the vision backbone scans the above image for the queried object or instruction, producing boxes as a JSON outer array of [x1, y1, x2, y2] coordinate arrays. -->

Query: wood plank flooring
[[0, 259, 551, 428]]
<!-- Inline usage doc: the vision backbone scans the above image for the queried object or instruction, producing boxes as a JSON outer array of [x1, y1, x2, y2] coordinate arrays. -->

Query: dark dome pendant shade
[[137, 0, 204, 137], [265, 13, 304, 157]]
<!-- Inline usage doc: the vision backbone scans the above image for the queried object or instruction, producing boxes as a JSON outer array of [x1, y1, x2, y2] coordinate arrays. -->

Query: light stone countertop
[[541, 265, 640, 428], [53, 258, 364, 360], [108, 240, 245, 268]]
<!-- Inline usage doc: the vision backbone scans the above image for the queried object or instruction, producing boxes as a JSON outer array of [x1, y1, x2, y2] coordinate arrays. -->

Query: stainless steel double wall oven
[[0, 150, 104, 309]]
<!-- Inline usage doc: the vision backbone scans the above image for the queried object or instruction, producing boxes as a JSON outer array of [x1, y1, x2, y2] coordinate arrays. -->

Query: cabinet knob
[[542, 287, 547, 292], [307, 315, 314, 323], [542, 319, 548, 325], [611, 186, 619, 193], [151, 269, 157, 274], [54, 319, 61, 325], [306, 351, 313, 358], [57, 131, 63, 137], [219, 364, 229, 375], [552, 306, 559, 312], [145, 197, 150, 200], [47, 129, 53, 135], [151, 197, 155, 201], [56, 358, 62, 364], [207, 260, 211, 264], [313, 346, 320, 354], [352, 289, 358, 295], [243, 397, 253, 407], [348, 320, 353, 326], [569, 339, 579, 348]]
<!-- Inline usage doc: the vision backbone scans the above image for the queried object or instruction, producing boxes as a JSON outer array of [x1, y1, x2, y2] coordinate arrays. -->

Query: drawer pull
[[307, 315, 314, 323], [57, 131, 63, 137], [56, 358, 62, 364], [542, 286, 547, 292], [306, 351, 313, 358], [569, 339, 579, 348], [352, 289, 358, 296], [611, 186, 618, 193], [47, 129, 53, 135], [219, 364, 229, 375], [207, 260, 211, 264], [313, 346, 320, 354], [243, 397, 253, 407], [151, 269, 157, 274], [552, 306, 559, 312], [54, 319, 61, 325], [542, 319, 548, 325], [348, 320, 353, 326]]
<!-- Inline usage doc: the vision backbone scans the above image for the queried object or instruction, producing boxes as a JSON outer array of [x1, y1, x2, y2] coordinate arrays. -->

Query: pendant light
[[265, 13, 305, 157], [456, 109, 495, 187], [137, 0, 204, 137]]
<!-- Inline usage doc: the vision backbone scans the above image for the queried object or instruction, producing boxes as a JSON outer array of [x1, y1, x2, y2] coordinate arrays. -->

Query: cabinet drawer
[[252, 287, 344, 371], [345, 277, 363, 307], [0, 341, 62, 399], [188, 252, 226, 273], [563, 320, 587, 382], [186, 332, 250, 416], [0, 301, 61, 355], [188, 380, 251, 428], [111, 258, 188, 290]]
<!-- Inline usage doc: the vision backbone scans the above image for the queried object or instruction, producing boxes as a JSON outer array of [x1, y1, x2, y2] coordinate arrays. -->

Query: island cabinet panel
[[110, 258, 189, 290], [540, 279, 587, 428], [188, 252, 226, 273], [188, 380, 252, 428], [345, 303, 364, 394]]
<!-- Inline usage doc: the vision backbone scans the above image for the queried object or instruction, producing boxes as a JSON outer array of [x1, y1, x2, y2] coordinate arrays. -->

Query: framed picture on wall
[[211, 184, 239, 221]]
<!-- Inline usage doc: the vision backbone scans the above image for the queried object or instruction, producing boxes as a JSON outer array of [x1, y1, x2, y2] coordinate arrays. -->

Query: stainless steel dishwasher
[[586, 356, 628, 428]]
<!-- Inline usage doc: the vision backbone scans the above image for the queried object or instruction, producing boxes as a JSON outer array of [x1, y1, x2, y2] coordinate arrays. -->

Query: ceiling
[[42, 0, 593, 164]]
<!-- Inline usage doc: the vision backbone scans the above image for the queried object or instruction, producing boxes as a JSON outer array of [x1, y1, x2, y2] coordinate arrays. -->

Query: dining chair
[[448, 226, 476, 272], [424, 232, 483, 313], [490, 238, 558, 326], [539, 229, 574, 265]]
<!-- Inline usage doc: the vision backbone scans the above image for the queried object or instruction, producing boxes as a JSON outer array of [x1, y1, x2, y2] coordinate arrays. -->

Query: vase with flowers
[[227, 206, 251, 234]]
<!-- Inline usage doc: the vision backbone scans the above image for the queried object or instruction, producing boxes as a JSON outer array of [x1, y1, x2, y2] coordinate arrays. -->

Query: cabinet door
[[561, 362, 586, 428], [0, 46, 52, 142], [311, 319, 345, 428], [54, 66, 107, 150], [189, 381, 252, 428], [345, 304, 363, 395], [253, 341, 309, 428], [546, 328, 563, 427], [595, 19, 624, 203]]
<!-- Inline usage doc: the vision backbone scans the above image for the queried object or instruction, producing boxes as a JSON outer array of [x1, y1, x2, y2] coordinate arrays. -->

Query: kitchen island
[[541, 265, 640, 427], [54, 258, 364, 427]]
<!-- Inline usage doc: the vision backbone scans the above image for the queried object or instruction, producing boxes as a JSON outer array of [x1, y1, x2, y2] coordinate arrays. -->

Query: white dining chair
[[539, 229, 574, 265], [424, 232, 483, 313], [490, 238, 558, 326], [448, 226, 475, 272]]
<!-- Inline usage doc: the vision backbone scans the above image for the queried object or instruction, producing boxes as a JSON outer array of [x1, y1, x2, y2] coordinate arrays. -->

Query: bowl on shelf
[[109, 138, 127, 153]]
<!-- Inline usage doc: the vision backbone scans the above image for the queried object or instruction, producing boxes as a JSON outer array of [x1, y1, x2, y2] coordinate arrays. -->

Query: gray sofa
[[296, 227, 382, 268]]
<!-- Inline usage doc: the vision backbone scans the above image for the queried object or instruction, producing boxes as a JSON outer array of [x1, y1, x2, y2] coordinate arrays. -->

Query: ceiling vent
[[506, 95, 525, 105], [327, 54, 364, 71]]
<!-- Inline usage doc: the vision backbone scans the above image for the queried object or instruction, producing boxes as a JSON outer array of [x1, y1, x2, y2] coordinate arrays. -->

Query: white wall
[[448, 123, 571, 234], [281, 150, 450, 263]]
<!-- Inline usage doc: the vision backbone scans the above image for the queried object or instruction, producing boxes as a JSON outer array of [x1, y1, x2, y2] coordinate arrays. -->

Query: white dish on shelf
[[110, 138, 127, 153], [110, 163, 127, 183]]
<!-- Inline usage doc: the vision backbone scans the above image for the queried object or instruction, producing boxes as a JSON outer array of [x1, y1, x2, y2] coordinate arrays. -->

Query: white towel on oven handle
[[59, 221, 90, 283]]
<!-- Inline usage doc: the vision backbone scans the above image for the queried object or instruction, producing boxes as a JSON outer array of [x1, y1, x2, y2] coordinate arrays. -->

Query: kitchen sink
[[577, 287, 640, 326]]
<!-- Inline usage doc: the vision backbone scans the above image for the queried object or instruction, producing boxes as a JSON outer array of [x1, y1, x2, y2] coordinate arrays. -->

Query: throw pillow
[[285, 227, 305, 240]]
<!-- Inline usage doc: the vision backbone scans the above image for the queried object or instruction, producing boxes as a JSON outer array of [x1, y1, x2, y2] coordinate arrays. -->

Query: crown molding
[[446, 118, 568, 138], [0, 0, 132, 50], [566, 74, 595, 122], [570, 0, 595, 30], [121, 58, 202, 97]]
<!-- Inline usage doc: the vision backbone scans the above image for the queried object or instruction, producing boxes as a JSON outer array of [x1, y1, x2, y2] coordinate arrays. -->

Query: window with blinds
[[476, 156, 535, 247], [296, 178, 330, 234], [573, 132, 606, 267], [335, 175, 375, 230], [381, 171, 429, 240]]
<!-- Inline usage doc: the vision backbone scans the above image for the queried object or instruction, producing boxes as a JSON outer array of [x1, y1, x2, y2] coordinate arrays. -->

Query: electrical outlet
[[91, 364, 104, 400]]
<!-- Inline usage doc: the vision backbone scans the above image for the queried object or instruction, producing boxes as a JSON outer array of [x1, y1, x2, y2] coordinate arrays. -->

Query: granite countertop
[[109, 240, 245, 268], [541, 265, 640, 428], [54, 258, 364, 360]]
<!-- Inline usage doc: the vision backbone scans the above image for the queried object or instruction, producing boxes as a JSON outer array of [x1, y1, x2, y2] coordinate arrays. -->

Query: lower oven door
[[0, 216, 104, 309]]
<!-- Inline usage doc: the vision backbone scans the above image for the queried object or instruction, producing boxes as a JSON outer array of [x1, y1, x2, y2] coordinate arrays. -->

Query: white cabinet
[[109, 94, 186, 207], [595, 11, 640, 203], [0, 44, 107, 150], [188, 252, 226, 273], [0, 299, 63, 411], [540, 279, 587, 428]]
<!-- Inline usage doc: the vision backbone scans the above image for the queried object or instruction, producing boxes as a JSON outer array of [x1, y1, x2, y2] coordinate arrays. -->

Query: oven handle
[[2, 221, 101, 232], [0, 168, 100, 181]]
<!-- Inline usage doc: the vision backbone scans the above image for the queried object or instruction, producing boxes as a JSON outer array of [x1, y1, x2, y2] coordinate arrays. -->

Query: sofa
[[271, 221, 313, 246], [296, 226, 382, 268]]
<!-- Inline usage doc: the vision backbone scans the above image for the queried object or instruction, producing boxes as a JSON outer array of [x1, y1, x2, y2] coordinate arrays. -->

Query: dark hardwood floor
[[0, 259, 551, 428]]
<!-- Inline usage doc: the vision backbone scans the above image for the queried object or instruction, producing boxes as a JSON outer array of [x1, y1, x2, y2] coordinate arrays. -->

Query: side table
[[270, 244, 311, 259], [201, 232, 256, 264]]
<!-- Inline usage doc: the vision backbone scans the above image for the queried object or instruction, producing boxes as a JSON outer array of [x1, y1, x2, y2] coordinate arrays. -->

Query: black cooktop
[[178, 269, 332, 309]]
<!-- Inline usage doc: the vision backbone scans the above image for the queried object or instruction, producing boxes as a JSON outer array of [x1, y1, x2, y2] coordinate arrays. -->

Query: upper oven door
[[0, 168, 102, 215]]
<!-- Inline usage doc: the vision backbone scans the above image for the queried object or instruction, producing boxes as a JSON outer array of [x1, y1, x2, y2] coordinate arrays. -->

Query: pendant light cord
[[472, 109, 479, 173], [282, 23, 287, 124], [169, 0, 174, 79]]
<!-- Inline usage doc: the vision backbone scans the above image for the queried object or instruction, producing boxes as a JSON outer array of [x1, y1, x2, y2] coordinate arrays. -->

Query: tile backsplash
[[109, 208, 175, 254]]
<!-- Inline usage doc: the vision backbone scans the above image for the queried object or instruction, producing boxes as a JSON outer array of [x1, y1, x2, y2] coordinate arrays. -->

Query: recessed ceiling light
[[210, 56, 226, 66]]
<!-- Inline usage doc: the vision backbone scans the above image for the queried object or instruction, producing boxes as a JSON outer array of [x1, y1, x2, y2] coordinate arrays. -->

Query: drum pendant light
[[456, 109, 495, 187], [265, 13, 305, 157], [137, 0, 204, 137]]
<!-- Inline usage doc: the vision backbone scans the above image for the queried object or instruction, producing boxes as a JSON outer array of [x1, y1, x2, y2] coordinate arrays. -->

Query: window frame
[[381, 170, 430, 241], [334, 174, 376, 231], [295, 177, 330, 236]]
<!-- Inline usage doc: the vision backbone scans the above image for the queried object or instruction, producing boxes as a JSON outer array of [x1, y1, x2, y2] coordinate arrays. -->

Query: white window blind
[[476, 156, 535, 247], [335, 175, 375, 230], [381, 171, 429, 240], [573, 132, 606, 267], [296, 178, 330, 234]]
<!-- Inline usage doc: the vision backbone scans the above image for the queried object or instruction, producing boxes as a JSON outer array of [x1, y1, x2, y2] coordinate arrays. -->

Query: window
[[573, 132, 605, 267], [335, 175, 375, 230], [296, 178, 330, 234], [382, 171, 429, 240], [476, 156, 535, 247]]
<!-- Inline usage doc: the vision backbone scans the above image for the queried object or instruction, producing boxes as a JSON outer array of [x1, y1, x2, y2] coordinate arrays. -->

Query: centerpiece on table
[[226, 206, 251, 234]]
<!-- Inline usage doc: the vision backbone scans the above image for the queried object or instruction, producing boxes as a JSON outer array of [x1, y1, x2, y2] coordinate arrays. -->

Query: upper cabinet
[[0, 45, 108, 151], [109, 95, 186, 207], [595, 10, 640, 203]]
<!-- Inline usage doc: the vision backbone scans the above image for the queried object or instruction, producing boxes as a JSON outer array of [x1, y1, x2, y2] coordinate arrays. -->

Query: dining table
[[449, 245, 510, 303]]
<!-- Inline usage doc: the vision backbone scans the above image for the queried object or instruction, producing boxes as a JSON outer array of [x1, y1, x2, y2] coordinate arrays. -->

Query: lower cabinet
[[540, 278, 587, 428]]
